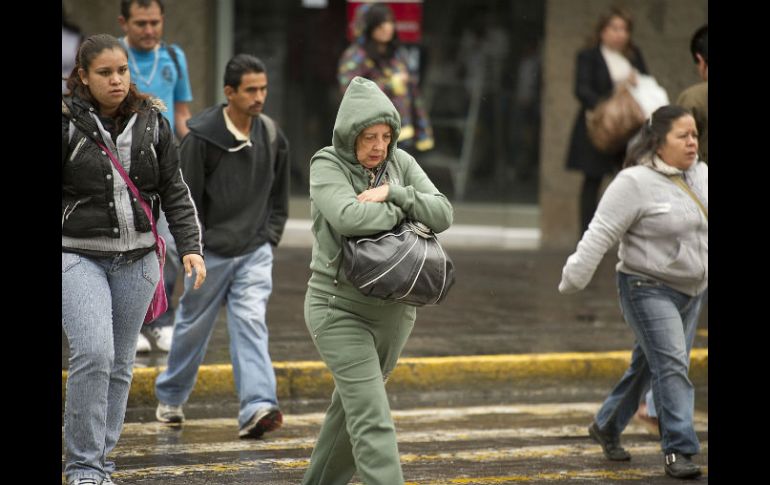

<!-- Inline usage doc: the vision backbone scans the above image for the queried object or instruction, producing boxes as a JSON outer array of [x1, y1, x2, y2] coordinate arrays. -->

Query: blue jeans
[[155, 243, 278, 428], [149, 211, 180, 329], [595, 272, 703, 455], [62, 250, 159, 482], [644, 287, 706, 418]]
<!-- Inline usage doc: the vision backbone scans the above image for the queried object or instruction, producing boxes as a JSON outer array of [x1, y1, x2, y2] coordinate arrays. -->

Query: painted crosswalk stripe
[[83, 402, 707, 483], [108, 422, 708, 459], [120, 402, 708, 433], [110, 442, 708, 480]]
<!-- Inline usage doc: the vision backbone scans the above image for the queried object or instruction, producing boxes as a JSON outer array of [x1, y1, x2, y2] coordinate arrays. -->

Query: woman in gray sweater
[[559, 105, 707, 480]]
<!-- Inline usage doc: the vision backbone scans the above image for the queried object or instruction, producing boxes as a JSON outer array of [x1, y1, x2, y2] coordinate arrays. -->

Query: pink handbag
[[97, 142, 168, 324]]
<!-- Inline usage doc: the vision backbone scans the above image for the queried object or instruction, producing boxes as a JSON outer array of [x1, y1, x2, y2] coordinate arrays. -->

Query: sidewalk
[[62, 245, 708, 407]]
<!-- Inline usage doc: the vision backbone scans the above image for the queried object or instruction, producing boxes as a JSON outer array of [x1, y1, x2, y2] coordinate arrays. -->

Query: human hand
[[182, 254, 207, 289], [357, 184, 390, 203]]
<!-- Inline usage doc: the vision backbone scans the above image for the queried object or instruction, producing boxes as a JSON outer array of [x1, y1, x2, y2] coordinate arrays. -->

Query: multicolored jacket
[[338, 44, 434, 152]]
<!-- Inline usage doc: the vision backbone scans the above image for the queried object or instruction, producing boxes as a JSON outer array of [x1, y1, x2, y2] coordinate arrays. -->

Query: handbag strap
[[96, 141, 160, 241], [372, 158, 389, 187], [668, 174, 708, 220]]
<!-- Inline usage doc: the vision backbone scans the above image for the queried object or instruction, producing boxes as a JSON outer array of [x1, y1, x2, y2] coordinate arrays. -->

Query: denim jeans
[[148, 211, 180, 329], [645, 287, 706, 418], [62, 250, 159, 482], [595, 272, 703, 455], [155, 243, 278, 428]]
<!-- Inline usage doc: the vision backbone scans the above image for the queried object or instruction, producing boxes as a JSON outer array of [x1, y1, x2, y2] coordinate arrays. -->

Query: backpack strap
[[162, 42, 182, 79], [259, 113, 279, 166]]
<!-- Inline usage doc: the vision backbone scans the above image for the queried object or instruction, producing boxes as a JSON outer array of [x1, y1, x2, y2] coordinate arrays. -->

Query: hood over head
[[332, 76, 401, 165]]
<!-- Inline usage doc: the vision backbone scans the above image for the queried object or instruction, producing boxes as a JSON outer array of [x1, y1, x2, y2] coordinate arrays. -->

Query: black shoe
[[664, 452, 702, 479], [588, 421, 631, 461]]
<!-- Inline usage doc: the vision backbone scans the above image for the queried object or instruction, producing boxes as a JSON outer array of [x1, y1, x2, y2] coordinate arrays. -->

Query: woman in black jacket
[[61, 34, 206, 485], [566, 6, 648, 235]]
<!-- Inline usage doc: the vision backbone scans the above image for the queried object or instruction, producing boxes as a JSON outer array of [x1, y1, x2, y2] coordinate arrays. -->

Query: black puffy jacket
[[62, 95, 202, 259]]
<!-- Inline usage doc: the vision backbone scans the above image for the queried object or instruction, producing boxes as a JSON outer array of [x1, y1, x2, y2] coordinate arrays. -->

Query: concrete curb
[[62, 349, 707, 407]]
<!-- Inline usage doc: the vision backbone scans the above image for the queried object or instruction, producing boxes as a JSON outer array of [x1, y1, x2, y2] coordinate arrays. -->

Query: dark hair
[[120, 0, 164, 19], [64, 34, 150, 117], [590, 6, 637, 61], [623, 105, 693, 168], [362, 3, 399, 66], [690, 25, 708, 65], [224, 54, 267, 89]]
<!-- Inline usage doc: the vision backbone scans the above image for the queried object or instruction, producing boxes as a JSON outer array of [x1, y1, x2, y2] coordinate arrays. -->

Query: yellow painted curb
[[62, 349, 707, 406]]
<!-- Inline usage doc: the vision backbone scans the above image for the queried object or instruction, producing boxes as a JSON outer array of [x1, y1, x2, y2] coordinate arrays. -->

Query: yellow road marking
[[110, 462, 709, 482], [404, 467, 708, 484], [62, 349, 709, 404]]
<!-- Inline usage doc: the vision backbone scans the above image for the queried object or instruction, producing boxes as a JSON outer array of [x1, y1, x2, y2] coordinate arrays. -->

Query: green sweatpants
[[302, 288, 417, 485]]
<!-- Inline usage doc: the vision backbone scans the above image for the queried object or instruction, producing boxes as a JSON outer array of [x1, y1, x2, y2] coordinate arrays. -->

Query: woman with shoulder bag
[[559, 105, 707, 480], [302, 76, 453, 485], [566, 6, 649, 236], [62, 34, 206, 485]]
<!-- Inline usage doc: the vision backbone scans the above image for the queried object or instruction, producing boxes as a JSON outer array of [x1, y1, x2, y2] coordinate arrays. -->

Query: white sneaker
[[102, 475, 115, 485], [135, 332, 151, 353], [148, 325, 174, 352], [156, 402, 185, 424]]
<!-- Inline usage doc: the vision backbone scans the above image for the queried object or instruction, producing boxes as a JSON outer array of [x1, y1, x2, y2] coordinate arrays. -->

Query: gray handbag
[[335, 159, 455, 306]]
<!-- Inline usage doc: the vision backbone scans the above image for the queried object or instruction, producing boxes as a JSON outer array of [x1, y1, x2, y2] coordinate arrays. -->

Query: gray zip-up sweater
[[559, 157, 708, 296]]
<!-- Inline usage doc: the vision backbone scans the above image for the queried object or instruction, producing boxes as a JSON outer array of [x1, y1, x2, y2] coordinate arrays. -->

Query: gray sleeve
[[559, 171, 642, 294]]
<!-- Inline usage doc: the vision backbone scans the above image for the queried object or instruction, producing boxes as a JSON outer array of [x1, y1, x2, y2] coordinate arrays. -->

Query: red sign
[[346, 1, 423, 44]]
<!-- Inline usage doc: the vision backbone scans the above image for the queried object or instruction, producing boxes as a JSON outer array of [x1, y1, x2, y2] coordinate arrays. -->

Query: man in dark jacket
[[154, 54, 290, 439], [676, 25, 707, 164]]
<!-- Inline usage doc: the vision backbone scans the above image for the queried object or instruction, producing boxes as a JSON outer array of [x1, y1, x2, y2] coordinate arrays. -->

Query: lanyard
[[122, 37, 160, 87]]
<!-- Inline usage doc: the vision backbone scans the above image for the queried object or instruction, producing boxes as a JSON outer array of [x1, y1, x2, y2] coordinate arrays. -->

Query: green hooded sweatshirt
[[308, 76, 454, 302]]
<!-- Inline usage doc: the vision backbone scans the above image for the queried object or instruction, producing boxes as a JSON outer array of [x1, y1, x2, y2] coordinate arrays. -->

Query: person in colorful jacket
[[302, 76, 452, 484], [338, 2, 434, 153]]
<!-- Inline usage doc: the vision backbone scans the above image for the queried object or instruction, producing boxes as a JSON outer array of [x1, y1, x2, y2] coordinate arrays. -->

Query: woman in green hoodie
[[302, 76, 453, 485]]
